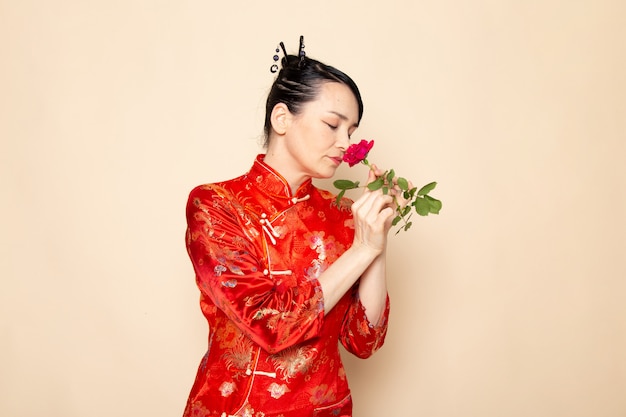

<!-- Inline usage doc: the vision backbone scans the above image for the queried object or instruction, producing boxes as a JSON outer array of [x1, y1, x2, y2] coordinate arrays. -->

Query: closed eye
[[348, 128, 356, 140], [325, 122, 338, 130]]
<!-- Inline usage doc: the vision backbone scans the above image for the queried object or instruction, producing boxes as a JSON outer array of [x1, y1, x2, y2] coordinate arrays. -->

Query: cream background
[[1, 1, 625, 416]]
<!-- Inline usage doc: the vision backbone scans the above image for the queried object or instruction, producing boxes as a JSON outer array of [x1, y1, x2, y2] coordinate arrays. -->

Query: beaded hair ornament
[[270, 35, 306, 73]]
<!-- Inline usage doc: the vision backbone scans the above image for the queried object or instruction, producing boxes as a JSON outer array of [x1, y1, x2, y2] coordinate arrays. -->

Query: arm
[[186, 185, 325, 354], [339, 287, 390, 358], [318, 166, 395, 321], [325, 167, 397, 357], [337, 244, 391, 358], [358, 250, 388, 325], [311, 214, 391, 358]]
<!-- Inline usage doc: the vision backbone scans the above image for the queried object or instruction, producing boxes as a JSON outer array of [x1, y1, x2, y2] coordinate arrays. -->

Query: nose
[[336, 131, 350, 151]]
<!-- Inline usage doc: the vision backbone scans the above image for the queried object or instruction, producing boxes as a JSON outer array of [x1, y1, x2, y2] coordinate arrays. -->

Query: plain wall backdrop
[[1, 1, 625, 416]]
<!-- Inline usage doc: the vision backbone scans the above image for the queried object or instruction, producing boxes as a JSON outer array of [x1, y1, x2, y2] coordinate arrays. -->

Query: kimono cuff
[[357, 293, 390, 330]]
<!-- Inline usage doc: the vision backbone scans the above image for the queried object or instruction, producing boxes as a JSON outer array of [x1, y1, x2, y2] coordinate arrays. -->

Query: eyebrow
[[327, 111, 359, 128]]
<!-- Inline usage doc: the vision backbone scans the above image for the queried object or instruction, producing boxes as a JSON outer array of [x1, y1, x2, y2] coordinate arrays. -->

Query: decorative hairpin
[[270, 42, 288, 73], [298, 35, 306, 67], [269, 37, 306, 73]]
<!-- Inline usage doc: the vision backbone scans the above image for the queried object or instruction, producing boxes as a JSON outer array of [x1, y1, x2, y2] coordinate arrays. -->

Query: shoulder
[[186, 174, 248, 216], [188, 173, 245, 201]]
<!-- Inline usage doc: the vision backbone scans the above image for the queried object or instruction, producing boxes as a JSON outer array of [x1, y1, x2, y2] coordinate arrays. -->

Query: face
[[279, 82, 360, 182]]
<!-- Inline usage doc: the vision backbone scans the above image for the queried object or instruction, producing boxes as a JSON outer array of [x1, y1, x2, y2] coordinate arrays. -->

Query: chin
[[319, 167, 337, 179], [312, 168, 337, 180]]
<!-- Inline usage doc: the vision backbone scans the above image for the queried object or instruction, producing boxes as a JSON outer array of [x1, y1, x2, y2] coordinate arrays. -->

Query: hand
[[350, 165, 396, 254], [391, 177, 413, 212], [335, 138, 442, 234], [370, 164, 413, 220]]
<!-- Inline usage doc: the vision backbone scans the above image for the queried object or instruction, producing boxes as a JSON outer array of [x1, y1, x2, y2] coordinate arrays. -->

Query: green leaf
[[382, 186, 389, 195], [334, 179, 358, 190], [335, 189, 345, 205], [367, 177, 384, 191], [417, 181, 437, 196], [404, 222, 413, 231], [392, 215, 402, 226], [414, 196, 431, 216], [397, 177, 409, 191], [386, 169, 395, 183], [425, 195, 442, 214], [402, 206, 411, 217]]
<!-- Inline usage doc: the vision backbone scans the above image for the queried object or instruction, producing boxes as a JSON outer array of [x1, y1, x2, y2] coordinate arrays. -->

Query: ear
[[269, 103, 291, 136]]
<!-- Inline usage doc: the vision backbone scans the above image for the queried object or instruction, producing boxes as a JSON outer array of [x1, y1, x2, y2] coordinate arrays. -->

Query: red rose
[[342, 140, 374, 167]]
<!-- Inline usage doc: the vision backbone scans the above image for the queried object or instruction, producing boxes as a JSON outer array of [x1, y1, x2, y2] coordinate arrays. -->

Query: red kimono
[[183, 155, 390, 417]]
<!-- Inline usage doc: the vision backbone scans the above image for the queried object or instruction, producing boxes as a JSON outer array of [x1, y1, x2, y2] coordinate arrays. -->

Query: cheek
[[320, 129, 336, 145]]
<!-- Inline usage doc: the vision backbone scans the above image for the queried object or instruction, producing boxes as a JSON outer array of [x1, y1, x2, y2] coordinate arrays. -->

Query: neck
[[263, 150, 308, 194]]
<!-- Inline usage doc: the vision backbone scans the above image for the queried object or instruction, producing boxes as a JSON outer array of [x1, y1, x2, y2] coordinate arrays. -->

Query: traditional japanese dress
[[183, 154, 390, 417]]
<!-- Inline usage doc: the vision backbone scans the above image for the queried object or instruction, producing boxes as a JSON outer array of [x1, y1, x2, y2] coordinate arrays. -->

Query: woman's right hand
[[350, 165, 396, 255]]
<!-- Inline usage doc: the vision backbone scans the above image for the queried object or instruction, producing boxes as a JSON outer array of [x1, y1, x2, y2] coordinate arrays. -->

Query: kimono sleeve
[[185, 185, 325, 354], [339, 286, 390, 359]]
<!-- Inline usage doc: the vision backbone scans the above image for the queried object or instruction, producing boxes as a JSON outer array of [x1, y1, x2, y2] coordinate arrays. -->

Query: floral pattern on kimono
[[183, 154, 390, 417]]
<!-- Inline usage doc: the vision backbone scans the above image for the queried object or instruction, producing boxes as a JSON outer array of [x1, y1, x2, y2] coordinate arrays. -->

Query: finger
[[366, 167, 377, 185], [352, 195, 392, 232], [352, 188, 382, 215], [372, 204, 396, 234], [372, 165, 385, 178], [362, 194, 395, 223]]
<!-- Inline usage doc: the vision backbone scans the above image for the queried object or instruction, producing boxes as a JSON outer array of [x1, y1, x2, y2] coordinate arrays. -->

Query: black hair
[[263, 53, 364, 147]]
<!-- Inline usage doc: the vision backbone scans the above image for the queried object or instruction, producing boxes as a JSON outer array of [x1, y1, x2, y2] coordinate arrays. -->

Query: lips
[[329, 156, 343, 165]]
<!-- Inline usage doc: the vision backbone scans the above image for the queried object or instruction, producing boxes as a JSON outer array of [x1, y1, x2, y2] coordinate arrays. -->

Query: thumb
[[367, 164, 379, 184]]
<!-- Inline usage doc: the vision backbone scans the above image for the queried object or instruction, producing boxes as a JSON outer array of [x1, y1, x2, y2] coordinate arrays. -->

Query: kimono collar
[[247, 154, 312, 207]]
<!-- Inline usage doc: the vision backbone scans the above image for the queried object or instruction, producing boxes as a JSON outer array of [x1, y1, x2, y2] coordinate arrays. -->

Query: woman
[[183, 37, 398, 417]]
